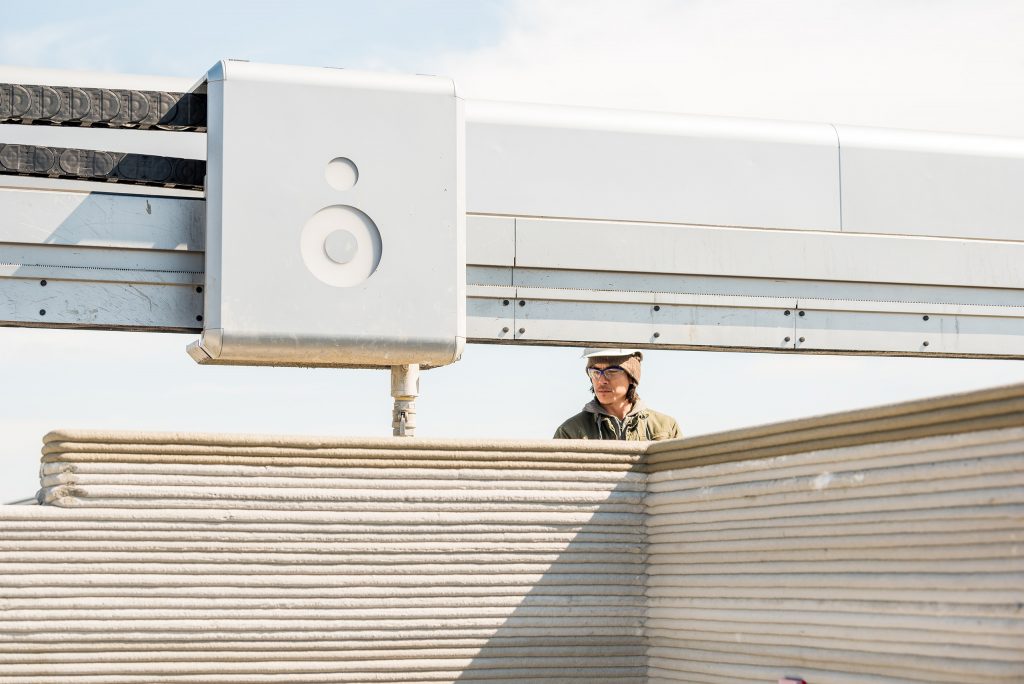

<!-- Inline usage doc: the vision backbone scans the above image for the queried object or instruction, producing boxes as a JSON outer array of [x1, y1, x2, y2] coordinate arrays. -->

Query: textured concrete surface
[[4, 434, 647, 683], [2, 383, 1023, 683], [647, 425, 1024, 683]]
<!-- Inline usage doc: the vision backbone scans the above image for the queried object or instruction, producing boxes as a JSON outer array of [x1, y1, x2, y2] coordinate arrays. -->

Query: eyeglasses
[[587, 366, 627, 380]]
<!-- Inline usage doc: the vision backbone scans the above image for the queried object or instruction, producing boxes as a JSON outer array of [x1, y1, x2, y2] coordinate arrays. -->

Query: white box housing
[[189, 60, 465, 368]]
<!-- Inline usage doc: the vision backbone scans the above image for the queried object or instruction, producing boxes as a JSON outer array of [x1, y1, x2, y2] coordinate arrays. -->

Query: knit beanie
[[586, 352, 642, 385]]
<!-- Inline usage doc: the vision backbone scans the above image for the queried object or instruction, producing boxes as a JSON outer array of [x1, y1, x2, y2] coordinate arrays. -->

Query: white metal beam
[[1, 64, 1022, 359], [465, 101, 841, 231], [3, 184, 1021, 357]]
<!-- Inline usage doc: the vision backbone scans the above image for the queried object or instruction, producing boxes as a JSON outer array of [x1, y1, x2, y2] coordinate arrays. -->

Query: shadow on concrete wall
[[452, 474, 648, 683]]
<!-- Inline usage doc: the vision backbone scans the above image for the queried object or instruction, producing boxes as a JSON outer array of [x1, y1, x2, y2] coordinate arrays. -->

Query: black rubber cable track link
[[0, 83, 206, 130], [0, 144, 205, 190]]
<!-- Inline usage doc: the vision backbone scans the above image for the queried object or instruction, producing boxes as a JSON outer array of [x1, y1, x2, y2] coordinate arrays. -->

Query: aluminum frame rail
[[1, 66, 1023, 359], [2, 177, 1022, 359]]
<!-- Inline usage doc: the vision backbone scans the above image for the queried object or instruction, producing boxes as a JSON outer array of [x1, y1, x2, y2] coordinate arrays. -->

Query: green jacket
[[553, 399, 681, 441]]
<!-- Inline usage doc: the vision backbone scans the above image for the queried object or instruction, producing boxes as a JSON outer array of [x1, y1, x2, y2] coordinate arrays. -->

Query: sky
[[2, 0, 1024, 501]]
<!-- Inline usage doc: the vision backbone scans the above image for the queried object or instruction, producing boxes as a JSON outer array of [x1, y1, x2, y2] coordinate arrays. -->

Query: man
[[553, 348, 680, 441]]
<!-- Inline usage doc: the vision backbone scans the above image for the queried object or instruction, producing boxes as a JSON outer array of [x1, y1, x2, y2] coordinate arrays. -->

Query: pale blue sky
[[0, 1, 508, 76], [2, 0, 1024, 501]]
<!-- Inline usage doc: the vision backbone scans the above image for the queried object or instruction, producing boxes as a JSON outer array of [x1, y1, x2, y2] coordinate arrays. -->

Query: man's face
[[588, 362, 631, 405]]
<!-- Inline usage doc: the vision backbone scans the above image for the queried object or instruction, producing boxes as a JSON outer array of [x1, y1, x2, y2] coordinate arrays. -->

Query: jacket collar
[[583, 397, 647, 419]]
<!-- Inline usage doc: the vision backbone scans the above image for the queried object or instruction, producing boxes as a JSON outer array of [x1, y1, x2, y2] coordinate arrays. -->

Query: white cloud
[[435, 0, 1024, 137]]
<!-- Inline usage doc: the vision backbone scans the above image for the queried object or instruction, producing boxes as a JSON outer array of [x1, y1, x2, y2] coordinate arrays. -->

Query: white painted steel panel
[[514, 218, 1024, 289], [0, 186, 204, 250], [466, 101, 840, 231], [510, 267, 1024, 309], [466, 289, 516, 342], [466, 215, 515, 266], [466, 101, 840, 230], [0, 244, 201, 279], [2, 186, 1022, 356], [0, 174, 203, 198], [466, 265, 512, 287], [513, 296, 796, 350], [197, 60, 465, 368], [794, 307, 1024, 357], [0, 185, 205, 331], [0, 278, 201, 329], [839, 125, 1024, 241]]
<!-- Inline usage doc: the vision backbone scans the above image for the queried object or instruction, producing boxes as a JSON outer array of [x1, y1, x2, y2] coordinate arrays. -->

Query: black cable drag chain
[[0, 83, 206, 130], [0, 143, 205, 190]]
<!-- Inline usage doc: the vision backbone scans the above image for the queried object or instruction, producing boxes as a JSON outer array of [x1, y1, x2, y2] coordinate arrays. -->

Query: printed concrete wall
[[645, 383, 1024, 683], [2, 383, 1022, 683], [0, 432, 647, 683]]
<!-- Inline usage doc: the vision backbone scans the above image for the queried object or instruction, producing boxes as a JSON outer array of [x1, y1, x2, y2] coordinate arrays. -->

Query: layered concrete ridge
[[2, 383, 1023, 683], [646, 382, 1024, 684], [4, 434, 648, 683]]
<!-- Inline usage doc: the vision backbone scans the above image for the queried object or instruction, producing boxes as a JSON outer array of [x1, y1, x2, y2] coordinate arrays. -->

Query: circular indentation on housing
[[325, 157, 359, 191], [300, 205, 381, 287], [324, 229, 359, 264]]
